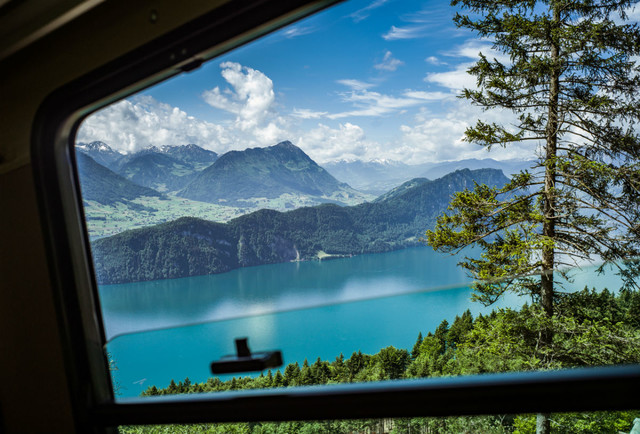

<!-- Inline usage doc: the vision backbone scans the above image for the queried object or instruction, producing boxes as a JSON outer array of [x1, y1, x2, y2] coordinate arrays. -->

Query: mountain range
[[76, 141, 125, 169], [422, 158, 537, 180], [91, 168, 509, 284], [75, 152, 164, 205], [76, 140, 530, 207], [324, 158, 536, 195], [157, 144, 218, 170], [76, 141, 370, 208], [322, 159, 429, 195], [177, 141, 367, 206], [76, 142, 218, 192]]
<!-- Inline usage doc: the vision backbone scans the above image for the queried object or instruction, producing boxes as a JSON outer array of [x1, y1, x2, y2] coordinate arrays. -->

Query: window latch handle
[[211, 337, 283, 374]]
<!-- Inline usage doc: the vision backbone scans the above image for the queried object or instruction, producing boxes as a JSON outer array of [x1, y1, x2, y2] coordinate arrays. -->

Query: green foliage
[[453, 288, 640, 375], [134, 289, 640, 433], [429, 6, 640, 431], [513, 411, 640, 434], [410, 332, 423, 360], [428, 0, 640, 313], [373, 346, 410, 380]]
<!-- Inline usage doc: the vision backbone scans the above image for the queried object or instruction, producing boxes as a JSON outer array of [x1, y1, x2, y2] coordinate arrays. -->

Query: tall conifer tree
[[427, 2, 640, 431]]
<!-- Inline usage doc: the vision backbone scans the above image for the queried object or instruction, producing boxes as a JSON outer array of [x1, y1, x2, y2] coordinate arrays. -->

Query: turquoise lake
[[100, 247, 621, 398]]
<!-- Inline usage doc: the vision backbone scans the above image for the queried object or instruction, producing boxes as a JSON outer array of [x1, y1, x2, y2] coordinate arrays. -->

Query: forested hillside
[[92, 168, 509, 284], [76, 152, 164, 205], [115, 152, 198, 192]]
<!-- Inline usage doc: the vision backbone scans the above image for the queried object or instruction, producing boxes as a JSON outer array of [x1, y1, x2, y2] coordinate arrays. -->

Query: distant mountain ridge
[[76, 140, 370, 206], [178, 141, 367, 205], [373, 178, 430, 203], [323, 157, 536, 195], [76, 141, 124, 169], [76, 142, 219, 193], [126, 144, 218, 170], [422, 158, 536, 180], [75, 152, 164, 205], [114, 152, 199, 192], [323, 159, 429, 195], [92, 168, 509, 284], [159, 144, 218, 170]]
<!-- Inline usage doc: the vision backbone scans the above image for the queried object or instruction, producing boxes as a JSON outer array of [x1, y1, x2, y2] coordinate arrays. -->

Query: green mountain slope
[[160, 144, 218, 170], [92, 168, 509, 284], [92, 218, 237, 282], [76, 141, 124, 169], [323, 159, 431, 195], [373, 178, 430, 203], [76, 152, 164, 205], [178, 141, 365, 205], [116, 152, 198, 192]]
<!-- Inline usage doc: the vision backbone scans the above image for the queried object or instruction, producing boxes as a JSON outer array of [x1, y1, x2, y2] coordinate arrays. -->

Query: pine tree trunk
[[542, 3, 560, 320], [537, 5, 561, 434], [537, 413, 551, 433]]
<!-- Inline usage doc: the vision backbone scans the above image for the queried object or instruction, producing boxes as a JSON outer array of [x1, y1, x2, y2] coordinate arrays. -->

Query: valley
[[75, 139, 528, 284], [76, 140, 531, 240], [76, 140, 376, 239], [82, 196, 242, 239], [90, 168, 509, 284]]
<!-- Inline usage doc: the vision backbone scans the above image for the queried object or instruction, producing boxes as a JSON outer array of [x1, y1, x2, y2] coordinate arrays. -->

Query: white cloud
[[78, 58, 533, 167], [374, 51, 404, 71], [425, 62, 476, 91], [336, 79, 376, 91], [294, 82, 449, 122], [254, 122, 287, 145], [382, 25, 428, 40], [78, 62, 290, 154], [291, 108, 329, 119], [294, 101, 534, 164], [77, 96, 229, 154], [297, 123, 373, 163], [403, 90, 453, 101], [400, 117, 473, 162], [202, 62, 276, 131], [200, 62, 292, 147], [425, 56, 445, 65], [613, 4, 640, 23], [283, 26, 315, 38], [324, 79, 439, 119], [452, 40, 509, 64], [424, 40, 510, 92], [399, 102, 538, 162], [349, 0, 389, 23], [327, 89, 429, 119], [400, 3, 454, 25]]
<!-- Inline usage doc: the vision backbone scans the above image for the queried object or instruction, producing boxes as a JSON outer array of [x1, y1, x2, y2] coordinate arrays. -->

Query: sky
[[76, 0, 639, 165]]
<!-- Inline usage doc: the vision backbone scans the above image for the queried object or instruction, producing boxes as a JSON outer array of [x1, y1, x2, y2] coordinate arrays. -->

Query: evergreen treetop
[[428, 0, 640, 314]]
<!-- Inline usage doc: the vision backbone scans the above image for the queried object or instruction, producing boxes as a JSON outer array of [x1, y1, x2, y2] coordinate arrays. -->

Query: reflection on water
[[102, 247, 625, 398], [99, 247, 470, 340]]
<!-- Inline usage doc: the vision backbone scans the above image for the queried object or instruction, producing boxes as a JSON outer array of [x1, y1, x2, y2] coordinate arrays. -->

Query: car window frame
[[30, 0, 640, 431]]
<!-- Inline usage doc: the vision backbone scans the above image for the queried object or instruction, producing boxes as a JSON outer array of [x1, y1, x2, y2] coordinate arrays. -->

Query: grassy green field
[[83, 196, 242, 239], [234, 190, 374, 210], [83, 191, 374, 240]]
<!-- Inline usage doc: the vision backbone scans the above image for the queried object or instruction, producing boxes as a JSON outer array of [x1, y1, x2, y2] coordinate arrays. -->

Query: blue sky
[[81, 0, 636, 164]]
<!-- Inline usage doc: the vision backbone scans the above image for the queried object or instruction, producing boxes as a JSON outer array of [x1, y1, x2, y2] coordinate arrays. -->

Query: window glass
[[74, 1, 640, 429]]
